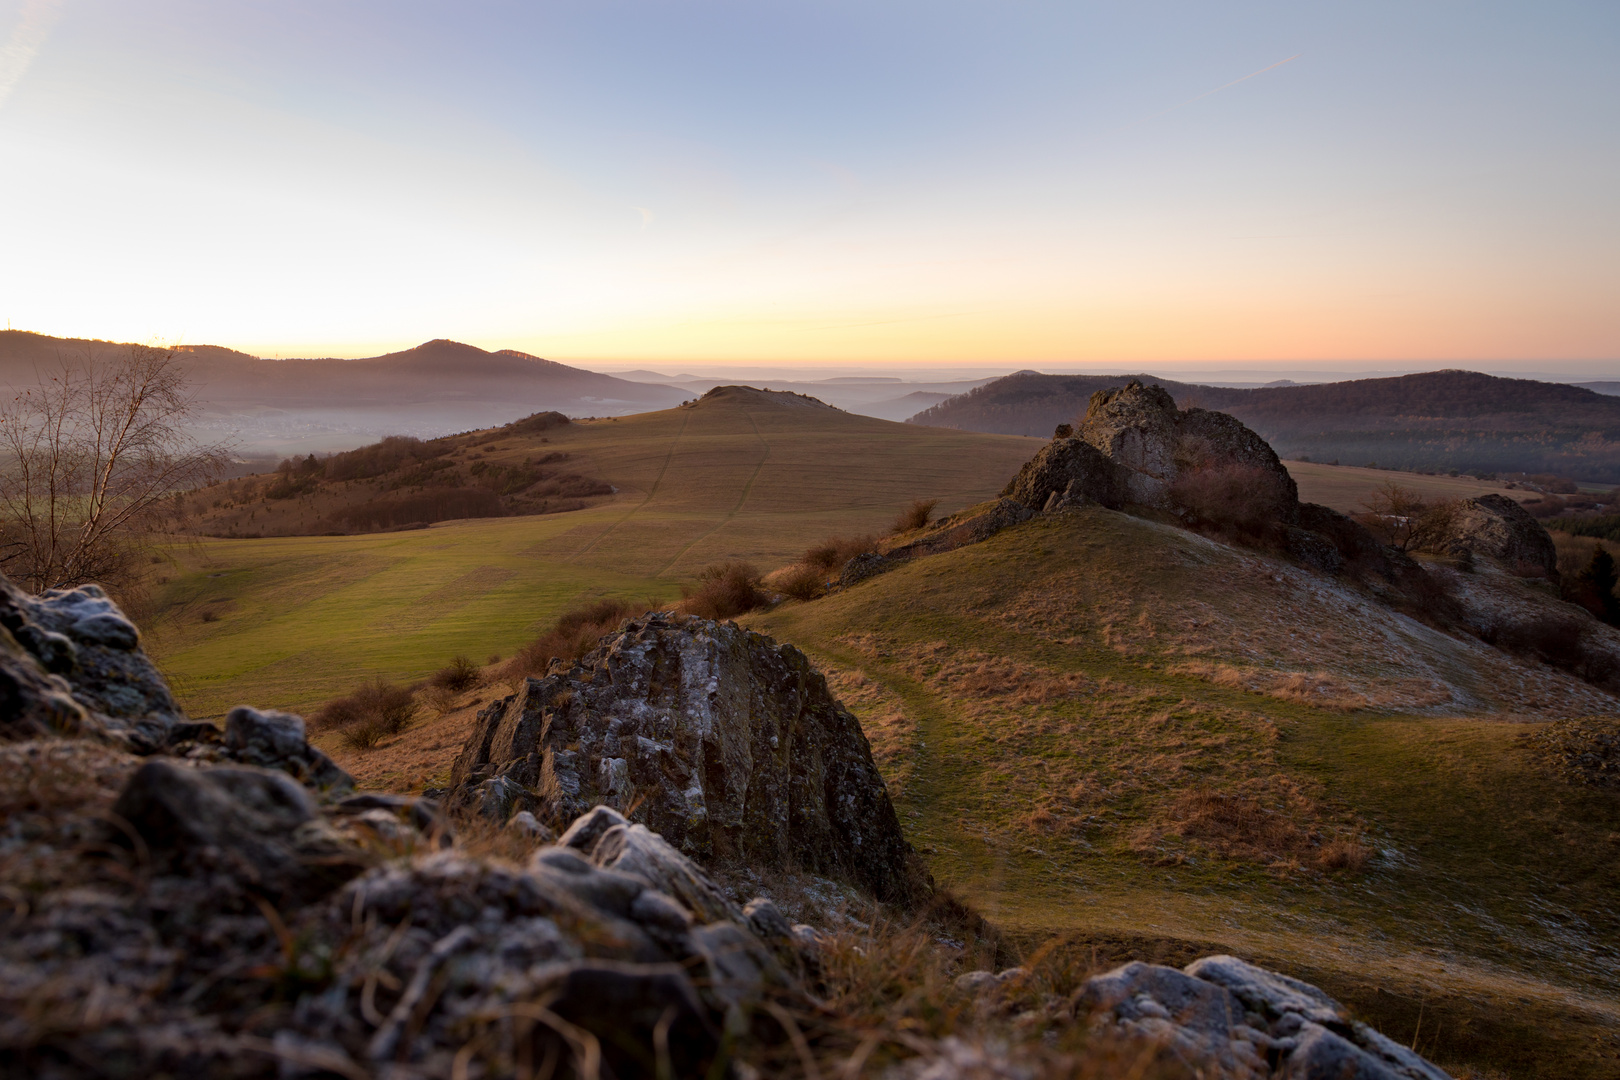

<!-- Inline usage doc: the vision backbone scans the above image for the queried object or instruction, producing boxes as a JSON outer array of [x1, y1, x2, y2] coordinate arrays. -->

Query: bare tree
[[0, 344, 228, 592], [1358, 481, 1459, 553]]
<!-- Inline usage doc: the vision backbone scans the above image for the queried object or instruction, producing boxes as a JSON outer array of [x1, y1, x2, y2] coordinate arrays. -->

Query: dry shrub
[[502, 597, 649, 682], [891, 497, 939, 534], [430, 654, 481, 692], [417, 684, 459, 717], [338, 717, 388, 751], [767, 561, 827, 601], [678, 561, 766, 620], [803, 534, 877, 573], [314, 679, 417, 749], [1169, 464, 1293, 544]]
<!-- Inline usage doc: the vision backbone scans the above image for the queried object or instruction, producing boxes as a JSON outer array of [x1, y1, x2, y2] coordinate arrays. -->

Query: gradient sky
[[0, 1, 1616, 370]]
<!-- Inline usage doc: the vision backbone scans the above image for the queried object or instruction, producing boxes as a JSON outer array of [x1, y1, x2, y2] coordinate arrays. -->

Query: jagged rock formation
[[1001, 379, 1299, 518], [449, 612, 918, 902], [1441, 492, 1559, 577], [1071, 955, 1451, 1079]]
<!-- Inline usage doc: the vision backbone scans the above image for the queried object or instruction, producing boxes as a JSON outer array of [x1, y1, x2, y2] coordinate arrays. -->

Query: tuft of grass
[[891, 497, 940, 534]]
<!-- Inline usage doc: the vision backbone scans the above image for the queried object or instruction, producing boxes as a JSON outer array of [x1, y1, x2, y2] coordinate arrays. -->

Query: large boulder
[[449, 613, 918, 902], [1440, 493, 1559, 578], [1004, 381, 1300, 523]]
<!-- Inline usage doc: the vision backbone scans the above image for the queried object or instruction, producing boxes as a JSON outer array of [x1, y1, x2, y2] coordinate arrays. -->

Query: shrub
[[338, 717, 388, 751], [679, 562, 767, 621], [768, 562, 827, 601], [1169, 464, 1293, 544], [430, 654, 481, 692], [802, 534, 876, 573], [891, 498, 939, 534], [501, 597, 650, 682], [314, 679, 417, 738], [1355, 482, 1460, 552]]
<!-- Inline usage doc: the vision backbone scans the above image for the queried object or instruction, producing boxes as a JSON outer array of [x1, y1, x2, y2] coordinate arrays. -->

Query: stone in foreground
[[450, 612, 918, 902]]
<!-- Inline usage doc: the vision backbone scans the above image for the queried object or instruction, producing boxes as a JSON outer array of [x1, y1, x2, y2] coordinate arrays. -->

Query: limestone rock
[[840, 550, 896, 586], [1000, 438, 1124, 510], [0, 578, 183, 749], [1440, 493, 1558, 578], [450, 613, 917, 902], [1081, 381, 1182, 504], [1074, 955, 1453, 1080]]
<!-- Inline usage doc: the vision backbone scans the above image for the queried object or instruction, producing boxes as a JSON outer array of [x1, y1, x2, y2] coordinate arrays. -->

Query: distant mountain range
[[910, 369, 1620, 482], [0, 333, 685, 459]]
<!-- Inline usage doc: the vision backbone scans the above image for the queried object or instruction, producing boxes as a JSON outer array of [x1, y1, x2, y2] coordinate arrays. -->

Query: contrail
[[1137, 52, 1302, 124], [0, 0, 65, 112]]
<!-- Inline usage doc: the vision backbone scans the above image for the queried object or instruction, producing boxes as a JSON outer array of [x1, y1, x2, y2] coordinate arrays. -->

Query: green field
[[745, 508, 1620, 1078], [146, 389, 1039, 716]]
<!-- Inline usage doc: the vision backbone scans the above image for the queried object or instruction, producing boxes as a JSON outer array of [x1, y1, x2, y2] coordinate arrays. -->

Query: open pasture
[[146, 388, 1038, 716]]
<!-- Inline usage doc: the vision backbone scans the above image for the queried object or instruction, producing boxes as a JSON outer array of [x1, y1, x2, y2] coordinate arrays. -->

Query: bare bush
[[767, 562, 827, 601], [891, 498, 939, 534], [314, 679, 417, 738], [1169, 464, 1292, 543], [0, 344, 228, 592], [679, 561, 766, 620], [802, 534, 877, 573], [338, 717, 388, 751], [1356, 482, 1460, 553], [430, 654, 481, 692], [501, 597, 651, 682]]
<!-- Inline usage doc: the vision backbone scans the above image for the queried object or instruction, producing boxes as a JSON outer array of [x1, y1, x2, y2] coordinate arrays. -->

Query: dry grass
[[823, 667, 916, 797], [1143, 786, 1370, 873], [1174, 661, 1370, 710]]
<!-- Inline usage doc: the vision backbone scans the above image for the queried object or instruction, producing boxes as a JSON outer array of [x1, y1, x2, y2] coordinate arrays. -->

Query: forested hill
[[909, 369, 1620, 482]]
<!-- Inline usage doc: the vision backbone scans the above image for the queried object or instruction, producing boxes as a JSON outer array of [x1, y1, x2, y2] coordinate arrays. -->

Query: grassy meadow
[[745, 510, 1620, 1078], [145, 389, 1038, 717]]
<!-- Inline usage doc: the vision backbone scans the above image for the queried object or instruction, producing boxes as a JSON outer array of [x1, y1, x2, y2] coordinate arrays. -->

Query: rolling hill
[[743, 504, 1620, 1078], [144, 387, 1040, 716], [912, 369, 1620, 481], [0, 331, 686, 458]]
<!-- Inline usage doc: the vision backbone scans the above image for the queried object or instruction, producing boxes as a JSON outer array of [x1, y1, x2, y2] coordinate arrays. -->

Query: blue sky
[[0, 1, 1615, 370]]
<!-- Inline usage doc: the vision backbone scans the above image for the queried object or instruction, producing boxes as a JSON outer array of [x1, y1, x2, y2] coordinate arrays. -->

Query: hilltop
[[913, 369, 1620, 481], [0, 331, 685, 457]]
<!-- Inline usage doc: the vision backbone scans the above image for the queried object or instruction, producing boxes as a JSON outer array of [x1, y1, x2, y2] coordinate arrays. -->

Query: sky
[[0, 1, 1616, 373]]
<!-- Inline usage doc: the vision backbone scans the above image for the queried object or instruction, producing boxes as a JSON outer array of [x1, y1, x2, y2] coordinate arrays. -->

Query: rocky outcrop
[[885, 497, 1037, 559], [1071, 955, 1451, 1079], [449, 612, 918, 902], [1440, 493, 1559, 578], [1000, 438, 1124, 510], [1002, 381, 1299, 521], [0, 580, 182, 749]]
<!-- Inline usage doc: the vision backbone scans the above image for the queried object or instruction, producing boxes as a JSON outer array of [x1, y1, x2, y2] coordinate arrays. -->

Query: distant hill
[[910, 369, 1620, 482], [0, 332, 686, 458]]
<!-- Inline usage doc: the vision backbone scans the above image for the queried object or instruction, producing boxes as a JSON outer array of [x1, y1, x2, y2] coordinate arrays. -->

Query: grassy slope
[[146, 390, 1038, 717], [746, 510, 1620, 1078]]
